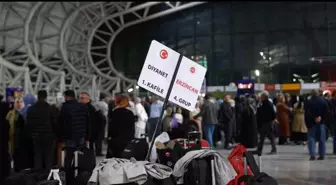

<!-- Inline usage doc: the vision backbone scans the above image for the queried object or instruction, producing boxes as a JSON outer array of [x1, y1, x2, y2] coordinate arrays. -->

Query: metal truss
[[0, 2, 205, 97], [0, 55, 32, 95]]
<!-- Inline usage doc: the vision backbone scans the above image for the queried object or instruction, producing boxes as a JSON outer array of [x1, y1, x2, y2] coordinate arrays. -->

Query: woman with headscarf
[[277, 94, 291, 145], [6, 96, 34, 171], [106, 94, 136, 158], [292, 96, 308, 145], [239, 97, 258, 148]]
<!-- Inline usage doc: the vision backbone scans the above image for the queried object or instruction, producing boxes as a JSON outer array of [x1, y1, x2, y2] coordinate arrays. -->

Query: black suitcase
[[72, 171, 92, 185], [238, 151, 278, 185], [61, 146, 95, 184], [183, 156, 216, 185], [4, 169, 49, 185], [121, 138, 148, 160]]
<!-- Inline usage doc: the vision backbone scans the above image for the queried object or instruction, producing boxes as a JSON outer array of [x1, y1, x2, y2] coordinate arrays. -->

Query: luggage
[[228, 151, 278, 185], [61, 146, 95, 184], [121, 138, 149, 160], [228, 145, 253, 175], [72, 171, 92, 185], [36, 180, 59, 185], [183, 156, 216, 185], [4, 169, 49, 185]]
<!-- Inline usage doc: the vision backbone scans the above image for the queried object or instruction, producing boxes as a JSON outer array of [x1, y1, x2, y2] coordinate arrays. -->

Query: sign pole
[[145, 54, 183, 161]]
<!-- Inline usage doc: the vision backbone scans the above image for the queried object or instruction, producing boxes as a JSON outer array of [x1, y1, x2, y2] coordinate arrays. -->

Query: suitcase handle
[[243, 151, 262, 176]]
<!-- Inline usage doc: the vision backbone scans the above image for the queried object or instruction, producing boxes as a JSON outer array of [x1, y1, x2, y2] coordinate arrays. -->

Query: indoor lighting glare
[[269, 57, 272, 60], [255, 69, 260, 77], [136, 85, 139, 89], [259, 52, 264, 56], [262, 56, 266, 60], [293, 78, 296, 82], [128, 88, 134, 92]]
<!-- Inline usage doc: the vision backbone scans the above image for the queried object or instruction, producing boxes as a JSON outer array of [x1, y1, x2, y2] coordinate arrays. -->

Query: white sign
[[169, 56, 206, 111], [138, 40, 207, 111], [137, 40, 180, 98]]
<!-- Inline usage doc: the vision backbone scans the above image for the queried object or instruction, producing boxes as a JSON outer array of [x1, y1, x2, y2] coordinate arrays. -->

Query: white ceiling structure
[[0, 2, 205, 98]]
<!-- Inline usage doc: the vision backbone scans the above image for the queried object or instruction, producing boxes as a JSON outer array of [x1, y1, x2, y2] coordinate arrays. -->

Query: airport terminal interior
[[1, 2, 336, 185]]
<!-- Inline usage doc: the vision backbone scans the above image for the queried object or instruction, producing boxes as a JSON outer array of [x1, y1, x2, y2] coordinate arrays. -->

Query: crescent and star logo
[[190, 67, 195, 74], [160, 49, 168, 59]]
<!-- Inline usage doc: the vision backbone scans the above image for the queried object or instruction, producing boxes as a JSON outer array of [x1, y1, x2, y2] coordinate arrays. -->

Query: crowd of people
[[1, 87, 335, 182]]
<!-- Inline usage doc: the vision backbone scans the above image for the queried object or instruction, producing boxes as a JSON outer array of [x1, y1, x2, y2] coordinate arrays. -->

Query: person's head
[[260, 90, 269, 101], [277, 94, 285, 103], [298, 95, 305, 102], [311, 89, 319, 97], [224, 94, 231, 102], [318, 89, 323, 96], [63, 90, 76, 101], [285, 93, 291, 101], [0, 94, 3, 101], [14, 97, 25, 111], [99, 93, 107, 102], [117, 95, 129, 108], [79, 92, 91, 104], [135, 97, 142, 104], [37, 90, 48, 101], [204, 94, 211, 101], [151, 95, 159, 103]]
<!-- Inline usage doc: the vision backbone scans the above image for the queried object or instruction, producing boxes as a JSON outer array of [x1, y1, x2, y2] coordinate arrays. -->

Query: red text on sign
[[175, 79, 199, 94]]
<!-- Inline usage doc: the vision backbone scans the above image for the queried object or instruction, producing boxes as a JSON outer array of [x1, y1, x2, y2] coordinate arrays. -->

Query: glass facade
[[111, 2, 336, 85]]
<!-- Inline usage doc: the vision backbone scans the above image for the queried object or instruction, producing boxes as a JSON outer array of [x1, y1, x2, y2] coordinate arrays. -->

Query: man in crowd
[[79, 92, 104, 156], [26, 90, 57, 169], [218, 95, 235, 149], [93, 93, 109, 156], [256, 90, 277, 155], [304, 89, 328, 160], [58, 90, 89, 152], [148, 95, 163, 140], [199, 94, 218, 148]]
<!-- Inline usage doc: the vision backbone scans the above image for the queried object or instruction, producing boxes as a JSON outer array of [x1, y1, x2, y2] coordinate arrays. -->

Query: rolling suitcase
[[235, 151, 278, 185], [183, 155, 216, 185]]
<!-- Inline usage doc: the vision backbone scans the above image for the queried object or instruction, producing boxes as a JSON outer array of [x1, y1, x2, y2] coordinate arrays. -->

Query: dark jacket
[[304, 96, 328, 128], [58, 100, 89, 140], [257, 99, 276, 126], [87, 102, 104, 141], [218, 102, 234, 125], [108, 107, 135, 140], [199, 100, 218, 125], [107, 107, 135, 158], [26, 100, 57, 138]]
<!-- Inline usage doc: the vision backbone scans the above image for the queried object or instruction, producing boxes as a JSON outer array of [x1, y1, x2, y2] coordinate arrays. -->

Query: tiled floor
[[98, 140, 336, 185]]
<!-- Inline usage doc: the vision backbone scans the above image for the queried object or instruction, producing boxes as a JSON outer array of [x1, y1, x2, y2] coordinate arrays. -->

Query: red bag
[[227, 145, 253, 175]]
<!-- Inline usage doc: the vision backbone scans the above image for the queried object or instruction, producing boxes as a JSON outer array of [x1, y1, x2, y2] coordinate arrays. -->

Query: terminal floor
[[98, 140, 336, 185]]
